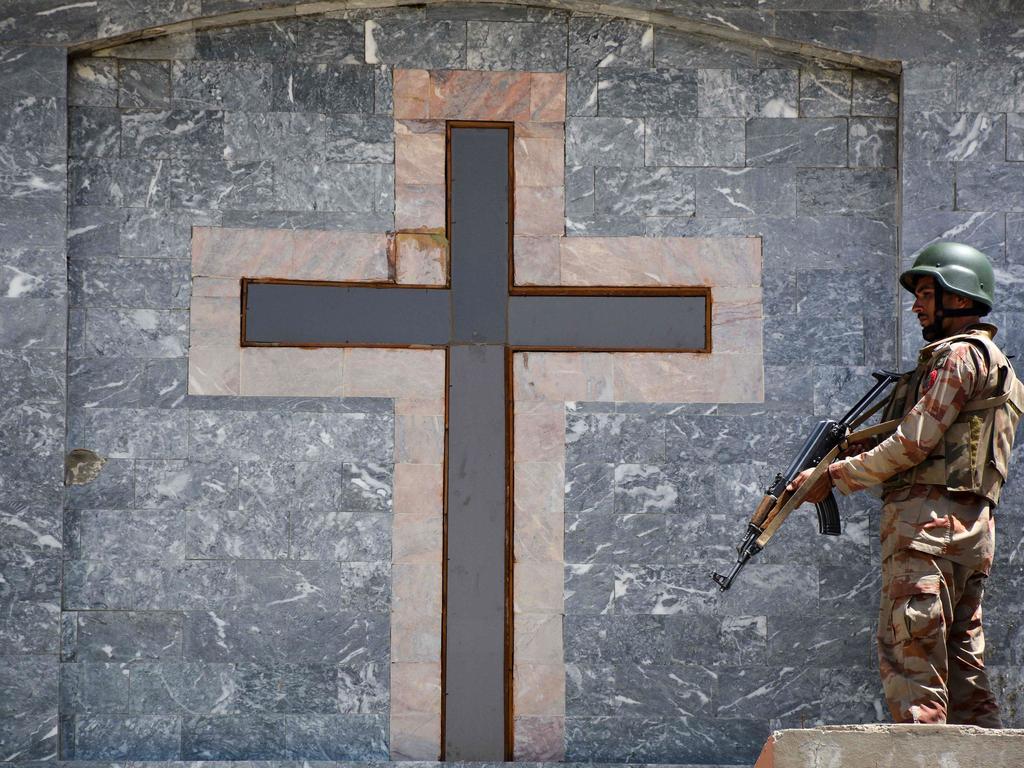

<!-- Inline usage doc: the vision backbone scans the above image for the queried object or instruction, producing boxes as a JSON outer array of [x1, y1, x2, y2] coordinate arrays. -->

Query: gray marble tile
[[902, 210, 1005, 260], [957, 162, 1024, 212], [1007, 113, 1024, 162], [0, 195, 62, 249], [135, 459, 238, 510], [70, 58, 117, 108], [820, 667, 887, 724], [717, 563, 818, 619], [64, 458, 134, 510], [614, 464, 680, 515], [716, 665, 820, 721], [466, 20, 567, 71], [285, 714, 389, 759], [171, 61, 272, 111], [698, 68, 799, 118], [181, 713, 283, 759], [69, 107, 120, 158], [0, 297, 66, 350], [0, 96, 65, 170], [271, 63, 374, 114], [796, 168, 896, 218], [121, 207, 200, 260], [63, 560, 135, 610], [565, 410, 621, 464], [69, 407, 188, 460], [765, 311, 864, 365], [0, 45, 65, 102], [224, 111, 325, 163], [69, 358, 143, 411], [565, 661, 617, 716], [68, 206, 120, 259], [69, 158, 172, 208], [1, 248, 65, 299], [0, 397, 63, 460], [74, 715, 180, 760], [819, 564, 880, 618], [903, 63, 956, 112], [567, 117, 645, 167], [565, 511, 669, 567], [567, 68, 598, 117], [58, 662, 127, 715], [798, 66, 852, 117], [290, 511, 391, 562], [234, 662, 337, 714], [695, 167, 796, 217], [373, 64, 392, 115], [568, 16, 652, 69], [75, 508, 186, 562], [564, 563, 615, 615], [849, 117, 897, 168], [77, 612, 183, 662], [595, 167, 695, 217], [902, 158, 955, 213], [0, 599, 58, 655], [565, 461, 614, 515], [121, 109, 225, 159], [186, 506, 288, 561], [565, 215, 645, 237], [613, 564, 719, 616], [274, 159, 378, 212], [644, 116, 744, 167], [851, 72, 898, 117], [745, 117, 846, 167], [325, 114, 393, 163], [768, 612, 873, 668], [904, 111, 1005, 163], [100, 30, 197, 60], [956, 62, 1018, 112], [70, 258, 190, 309], [97, 0, 201, 38], [168, 159, 274, 210], [366, 19, 466, 68], [134, 561, 242, 611], [597, 68, 695, 118], [565, 164, 595, 218], [118, 61, 171, 109], [654, 28, 755, 70], [85, 308, 188, 358], [564, 615, 668, 665], [130, 662, 237, 715]]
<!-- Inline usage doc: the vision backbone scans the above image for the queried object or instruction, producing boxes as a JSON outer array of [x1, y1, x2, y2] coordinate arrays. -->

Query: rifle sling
[[845, 391, 1011, 445]]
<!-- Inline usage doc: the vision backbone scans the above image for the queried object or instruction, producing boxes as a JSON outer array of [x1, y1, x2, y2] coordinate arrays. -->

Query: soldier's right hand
[[840, 440, 872, 459]]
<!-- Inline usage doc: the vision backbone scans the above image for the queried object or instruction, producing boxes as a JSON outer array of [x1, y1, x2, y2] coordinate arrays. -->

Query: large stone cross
[[244, 123, 707, 759], [188, 69, 764, 762]]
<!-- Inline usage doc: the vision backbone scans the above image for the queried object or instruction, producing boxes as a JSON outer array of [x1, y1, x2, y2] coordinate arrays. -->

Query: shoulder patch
[[922, 369, 939, 392]]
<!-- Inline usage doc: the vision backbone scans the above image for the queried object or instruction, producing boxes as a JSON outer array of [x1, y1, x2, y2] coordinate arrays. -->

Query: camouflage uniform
[[829, 324, 1022, 727]]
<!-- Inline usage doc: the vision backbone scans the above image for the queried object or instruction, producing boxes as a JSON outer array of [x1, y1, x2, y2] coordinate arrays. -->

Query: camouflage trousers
[[878, 548, 1002, 727]]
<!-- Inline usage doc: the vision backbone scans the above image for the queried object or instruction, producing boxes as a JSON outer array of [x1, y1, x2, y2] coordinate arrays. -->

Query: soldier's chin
[[921, 324, 940, 342]]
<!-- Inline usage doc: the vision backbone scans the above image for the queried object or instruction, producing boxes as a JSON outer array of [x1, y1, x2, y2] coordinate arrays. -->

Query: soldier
[[789, 241, 1024, 727]]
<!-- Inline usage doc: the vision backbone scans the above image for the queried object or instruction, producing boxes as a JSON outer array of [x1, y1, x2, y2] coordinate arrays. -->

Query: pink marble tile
[[395, 231, 448, 285], [395, 397, 446, 416], [391, 662, 442, 714], [395, 183, 446, 230], [390, 712, 441, 760], [393, 463, 444, 516], [393, 69, 430, 119], [712, 286, 764, 355], [515, 186, 564, 237], [515, 136, 564, 188], [612, 352, 764, 403], [395, 132, 446, 186], [192, 277, 238, 298], [513, 663, 565, 716], [189, 296, 239, 349], [393, 510, 443, 564], [291, 230, 389, 282], [514, 613, 562, 663], [239, 347, 344, 397], [513, 716, 565, 761], [396, 413, 445, 464], [513, 562, 563, 615], [660, 236, 762, 287], [516, 121, 565, 139], [188, 346, 239, 396], [514, 400, 565, 462], [342, 348, 445, 399], [559, 237, 662, 286], [513, 461, 564, 562], [512, 352, 614, 402], [530, 73, 567, 122], [393, 564, 442, 617], [191, 226, 292, 279], [430, 70, 532, 120], [395, 119, 446, 135], [513, 236, 560, 286]]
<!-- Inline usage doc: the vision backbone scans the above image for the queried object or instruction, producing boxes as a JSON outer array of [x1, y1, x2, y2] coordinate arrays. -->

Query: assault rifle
[[710, 369, 904, 591]]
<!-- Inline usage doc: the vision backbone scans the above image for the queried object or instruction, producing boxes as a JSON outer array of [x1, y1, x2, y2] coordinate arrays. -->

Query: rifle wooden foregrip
[[750, 494, 776, 528]]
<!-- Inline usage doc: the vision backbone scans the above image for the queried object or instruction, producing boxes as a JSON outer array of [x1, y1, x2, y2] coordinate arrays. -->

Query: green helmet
[[899, 241, 995, 314]]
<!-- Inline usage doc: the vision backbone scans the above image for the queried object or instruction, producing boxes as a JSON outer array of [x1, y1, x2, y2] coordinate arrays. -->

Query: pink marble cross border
[[187, 67, 765, 762]]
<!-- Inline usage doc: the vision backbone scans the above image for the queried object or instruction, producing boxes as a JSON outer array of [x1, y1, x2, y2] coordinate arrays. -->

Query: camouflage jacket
[[829, 324, 1019, 571]]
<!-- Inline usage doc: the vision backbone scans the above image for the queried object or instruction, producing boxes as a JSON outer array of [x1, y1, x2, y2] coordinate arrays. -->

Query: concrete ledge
[[754, 725, 1024, 768]]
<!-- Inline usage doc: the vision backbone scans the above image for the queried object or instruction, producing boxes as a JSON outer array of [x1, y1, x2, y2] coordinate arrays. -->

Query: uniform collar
[[917, 323, 999, 362]]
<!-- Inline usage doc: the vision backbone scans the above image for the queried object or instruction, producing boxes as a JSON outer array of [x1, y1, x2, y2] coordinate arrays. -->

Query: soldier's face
[[912, 277, 937, 329]]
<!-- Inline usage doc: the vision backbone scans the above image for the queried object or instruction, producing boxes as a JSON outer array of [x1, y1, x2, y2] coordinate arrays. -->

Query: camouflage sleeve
[[829, 342, 987, 495]]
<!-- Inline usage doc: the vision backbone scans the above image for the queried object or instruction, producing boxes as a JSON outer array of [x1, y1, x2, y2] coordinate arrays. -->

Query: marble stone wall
[[2, 1, 1024, 766]]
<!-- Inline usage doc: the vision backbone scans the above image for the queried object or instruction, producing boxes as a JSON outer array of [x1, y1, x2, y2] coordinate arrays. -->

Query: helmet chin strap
[[922, 284, 978, 342]]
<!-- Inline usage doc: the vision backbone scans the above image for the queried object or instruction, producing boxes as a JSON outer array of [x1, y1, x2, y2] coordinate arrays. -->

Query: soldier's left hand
[[786, 466, 833, 504]]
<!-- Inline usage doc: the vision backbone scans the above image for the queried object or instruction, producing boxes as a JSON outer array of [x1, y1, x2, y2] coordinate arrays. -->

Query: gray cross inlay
[[243, 125, 708, 759]]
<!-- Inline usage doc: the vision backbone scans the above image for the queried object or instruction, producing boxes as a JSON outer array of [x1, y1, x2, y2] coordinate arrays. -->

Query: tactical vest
[[880, 326, 1024, 506]]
